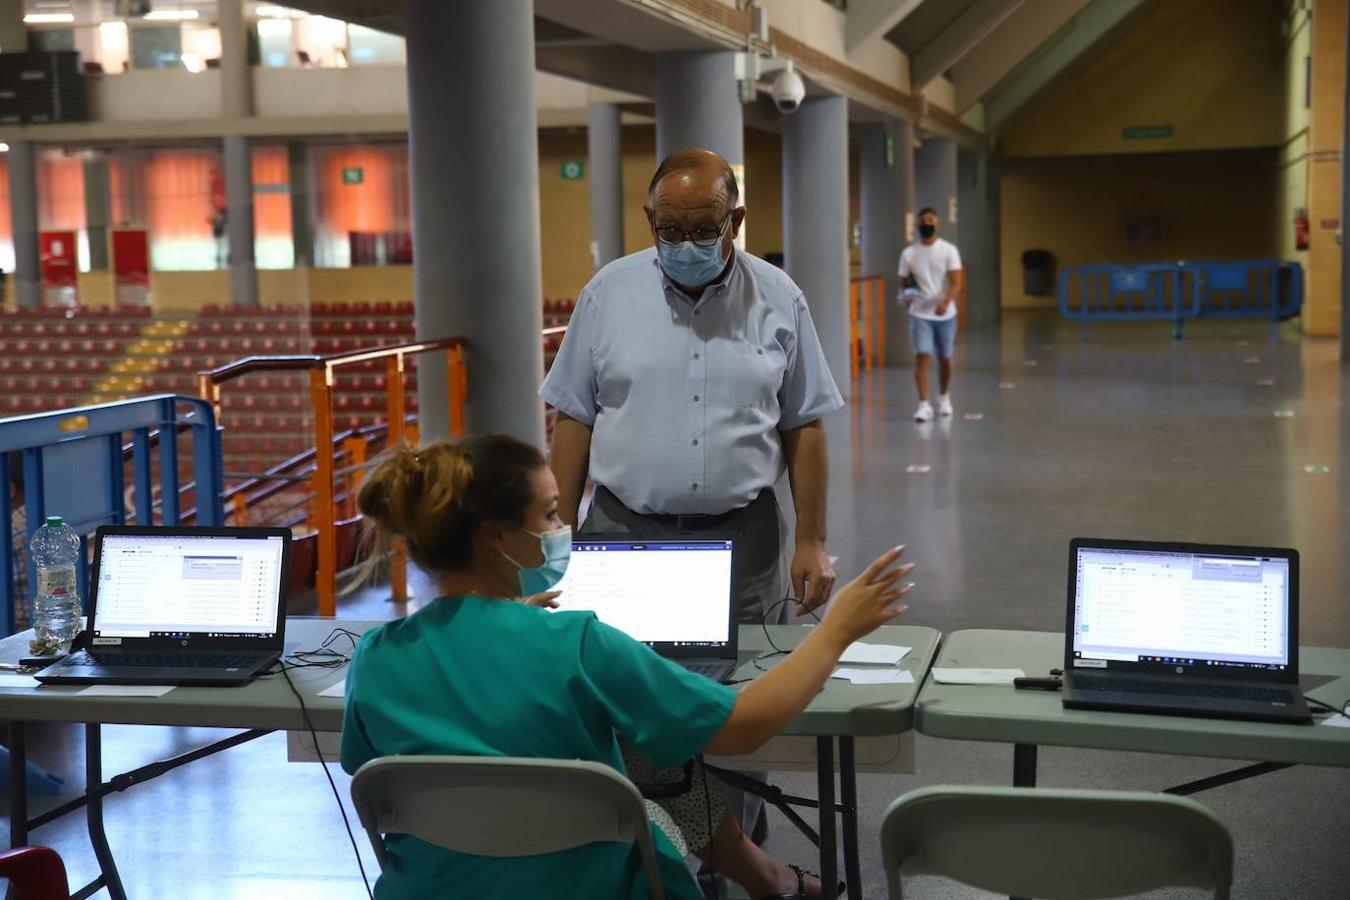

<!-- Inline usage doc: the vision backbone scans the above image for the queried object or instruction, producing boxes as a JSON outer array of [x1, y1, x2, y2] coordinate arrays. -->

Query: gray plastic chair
[[350, 755, 666, 900], [880, 786, 1233, 900]]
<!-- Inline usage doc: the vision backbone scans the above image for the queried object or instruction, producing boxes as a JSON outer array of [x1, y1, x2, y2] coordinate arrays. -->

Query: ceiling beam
[[845, 0, 926, 55], [983, 0, 1151, 136], [950, 0, 1092, 113], [534, 44, 654, 98], [910, 0, 1026, 91]]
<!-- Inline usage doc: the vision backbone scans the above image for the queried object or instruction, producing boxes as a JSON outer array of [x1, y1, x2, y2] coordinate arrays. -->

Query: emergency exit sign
[[342, 166, 364, 185], [560, 160, 585, 180], [1122, 125, 1173, 140]]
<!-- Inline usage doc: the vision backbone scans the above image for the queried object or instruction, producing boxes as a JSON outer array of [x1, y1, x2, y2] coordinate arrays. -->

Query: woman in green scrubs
[[341, 435, 913, 900]]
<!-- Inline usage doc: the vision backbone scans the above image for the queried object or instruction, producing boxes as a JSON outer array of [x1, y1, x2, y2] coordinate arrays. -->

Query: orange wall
[[1000, 150, 1280, 309]]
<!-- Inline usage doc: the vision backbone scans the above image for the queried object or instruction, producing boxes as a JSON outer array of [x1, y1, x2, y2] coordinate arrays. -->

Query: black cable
[[752, 596, 822, 672], [1307, 696, 1350, 718], [279, 661, 374, 900]]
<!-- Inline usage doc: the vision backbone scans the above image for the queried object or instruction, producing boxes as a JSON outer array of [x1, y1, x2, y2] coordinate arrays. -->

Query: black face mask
[[918, 223, 936, 240]]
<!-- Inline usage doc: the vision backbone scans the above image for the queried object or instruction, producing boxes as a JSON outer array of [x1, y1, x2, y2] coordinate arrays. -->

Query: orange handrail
[[848, 276, 886, 378], [199, 337, 466, 616]]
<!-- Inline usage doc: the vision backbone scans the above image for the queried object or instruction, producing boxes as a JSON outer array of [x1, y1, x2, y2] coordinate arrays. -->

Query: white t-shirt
[[899, 238, 962, 321]]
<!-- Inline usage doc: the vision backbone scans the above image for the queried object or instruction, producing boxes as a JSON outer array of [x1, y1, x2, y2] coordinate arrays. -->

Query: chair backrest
[[880, 786, 1233, 900], [350, 755, 665, 900]]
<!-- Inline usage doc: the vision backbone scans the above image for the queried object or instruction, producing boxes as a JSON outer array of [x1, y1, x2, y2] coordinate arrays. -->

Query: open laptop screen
[[1071, 544, 1292, 673], [92, 533, 286, 641], [552, 540, 734, 651]]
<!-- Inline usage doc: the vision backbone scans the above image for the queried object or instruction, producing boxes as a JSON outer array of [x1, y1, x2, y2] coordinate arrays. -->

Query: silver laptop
[[551, 537, 739, 682], [1062, 538, 1311, 724], [37, 526, 290, 687]]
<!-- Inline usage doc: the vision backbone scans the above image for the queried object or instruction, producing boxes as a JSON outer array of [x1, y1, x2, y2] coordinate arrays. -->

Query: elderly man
[[541, 148, 843, 626]]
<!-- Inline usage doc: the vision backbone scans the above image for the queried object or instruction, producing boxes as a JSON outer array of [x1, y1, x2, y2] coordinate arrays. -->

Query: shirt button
[[693, 395, 700, 401], [693, 353, 700, 360], [691, 482, 699, 490], [692, 439, 699, 446], [694, 310, 700, 316]]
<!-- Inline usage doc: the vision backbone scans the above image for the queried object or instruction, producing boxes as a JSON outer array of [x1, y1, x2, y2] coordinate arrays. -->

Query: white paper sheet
[[1319, 713, 1350, 728], [78, 684, 175, 698], [0, 672, 39, 689], [832, 667, 914, 685], [931, 667, 1024, 685], [318, 680, 346, 699], [840, 643, 911, 666]]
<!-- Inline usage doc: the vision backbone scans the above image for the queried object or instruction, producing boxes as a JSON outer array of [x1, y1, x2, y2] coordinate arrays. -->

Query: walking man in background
[[900, 207, 964, 422]]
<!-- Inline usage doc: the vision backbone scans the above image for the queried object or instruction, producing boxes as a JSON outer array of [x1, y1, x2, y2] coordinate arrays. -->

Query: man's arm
[[781, 419, 836, 613], [551, 412, 592, 528], [936, 268, 965, 316]]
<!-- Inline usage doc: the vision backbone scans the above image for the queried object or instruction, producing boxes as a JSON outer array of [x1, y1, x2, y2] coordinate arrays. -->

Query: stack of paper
[[840, 643, 911, 666], [930, 668, 1024, 685], [831, 668, 914, 685]]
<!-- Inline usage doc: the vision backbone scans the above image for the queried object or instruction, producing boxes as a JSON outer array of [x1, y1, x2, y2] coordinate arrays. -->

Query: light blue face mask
[[501, 525, 572, 597], [656, 215, 732, 288]]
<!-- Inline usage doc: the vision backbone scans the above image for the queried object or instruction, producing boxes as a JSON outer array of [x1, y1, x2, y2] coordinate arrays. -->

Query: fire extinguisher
[[1294, 207, 1310, 251]]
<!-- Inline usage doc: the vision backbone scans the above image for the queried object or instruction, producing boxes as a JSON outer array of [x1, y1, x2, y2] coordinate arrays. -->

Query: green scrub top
[[340, 595, 736, 900]]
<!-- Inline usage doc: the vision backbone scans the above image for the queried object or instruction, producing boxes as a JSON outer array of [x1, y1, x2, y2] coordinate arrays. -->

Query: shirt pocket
[[729, 342, 786, 410]]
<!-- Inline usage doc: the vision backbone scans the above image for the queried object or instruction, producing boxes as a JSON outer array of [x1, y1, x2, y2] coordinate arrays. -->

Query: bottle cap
[[45, 516, 64, 527]]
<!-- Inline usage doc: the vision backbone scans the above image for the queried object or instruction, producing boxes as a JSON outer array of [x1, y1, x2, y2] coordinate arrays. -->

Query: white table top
[[915, 629, 1350, 767], [0, 619, 943, 739]]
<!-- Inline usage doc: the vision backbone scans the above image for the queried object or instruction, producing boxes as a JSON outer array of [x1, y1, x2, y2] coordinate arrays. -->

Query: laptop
[[1062, 538, 1311, 724], [37, 526, 291, 687], [551, 537, 739, 682]]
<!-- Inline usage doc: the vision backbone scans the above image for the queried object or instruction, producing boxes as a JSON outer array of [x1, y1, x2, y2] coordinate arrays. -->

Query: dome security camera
[[770, 61, 805, 114]]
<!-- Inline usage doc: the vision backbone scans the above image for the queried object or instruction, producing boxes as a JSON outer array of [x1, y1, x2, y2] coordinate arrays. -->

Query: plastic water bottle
[[30, 516, 83, 650]]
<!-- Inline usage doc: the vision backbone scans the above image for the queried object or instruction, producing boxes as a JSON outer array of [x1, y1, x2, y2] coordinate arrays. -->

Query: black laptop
[[550, 537, 739, 682], [1061, 538, 1311, 724], [37, 526, 290, 687]]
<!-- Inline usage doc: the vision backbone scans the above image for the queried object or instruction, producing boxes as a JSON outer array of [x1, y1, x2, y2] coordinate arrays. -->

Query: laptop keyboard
[[67, 651, 261, 669], [680, 660, 730, 679], [1074, 676, 1294, 704]]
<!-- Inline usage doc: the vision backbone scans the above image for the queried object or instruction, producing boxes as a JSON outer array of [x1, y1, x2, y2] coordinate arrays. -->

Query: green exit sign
[[560, 160, 585, 180], [342, 166, 364, 185], [1122, 125, 1173, 140]]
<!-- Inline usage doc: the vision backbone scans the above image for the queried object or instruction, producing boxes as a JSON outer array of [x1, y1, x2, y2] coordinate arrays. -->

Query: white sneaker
[[938, 395, 953, 417], [914, 401, 934, 422]]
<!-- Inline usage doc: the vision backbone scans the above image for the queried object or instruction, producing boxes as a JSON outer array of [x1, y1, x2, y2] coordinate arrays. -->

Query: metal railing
[[849, 275, 886, 380], [198, 338, 467, 616], [1, 395, 223, 636], [1058, 260, 1303, 339]]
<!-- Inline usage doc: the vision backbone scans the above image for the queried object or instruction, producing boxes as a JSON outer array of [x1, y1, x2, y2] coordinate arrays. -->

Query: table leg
[[816, 737, 838, 898], [8, 721, 28, 848], [85, 724, 127, 900], [839, 737, 862, 899], [1013, 743, 1038, 788]]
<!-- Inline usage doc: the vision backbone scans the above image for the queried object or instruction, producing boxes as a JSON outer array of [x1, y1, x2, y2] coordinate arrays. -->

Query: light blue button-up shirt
[[540, 247, 843, 516]]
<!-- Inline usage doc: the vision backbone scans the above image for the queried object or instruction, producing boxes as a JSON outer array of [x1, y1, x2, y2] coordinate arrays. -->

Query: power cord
[[271, 630, 374, 900], [748, 596, 822, 674], [1307, 696, 1350, 718]]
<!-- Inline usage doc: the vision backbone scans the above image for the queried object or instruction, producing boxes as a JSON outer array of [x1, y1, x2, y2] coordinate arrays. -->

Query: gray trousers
[[580, 484, 786, 848]]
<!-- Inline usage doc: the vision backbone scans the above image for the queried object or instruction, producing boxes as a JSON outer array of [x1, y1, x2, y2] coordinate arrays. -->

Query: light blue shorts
[[908, 315, 957, 358]]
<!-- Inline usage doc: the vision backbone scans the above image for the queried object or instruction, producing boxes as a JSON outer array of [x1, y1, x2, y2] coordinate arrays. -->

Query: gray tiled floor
[[5, 313, 1348, 898]]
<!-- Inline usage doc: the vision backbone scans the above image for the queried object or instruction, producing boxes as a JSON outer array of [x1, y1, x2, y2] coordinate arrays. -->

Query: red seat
[[311, 302, 330, 316], [0, 845, 71, 899]]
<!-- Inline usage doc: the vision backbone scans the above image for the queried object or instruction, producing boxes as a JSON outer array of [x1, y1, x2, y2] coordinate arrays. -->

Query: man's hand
[[791, 541, 837, 615], [935, 297, 953, 317], [522, 591, 561, 609]]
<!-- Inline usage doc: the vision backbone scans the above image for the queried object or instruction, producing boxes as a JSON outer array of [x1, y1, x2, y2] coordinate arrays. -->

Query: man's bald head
[[647, 148, 738, 209]]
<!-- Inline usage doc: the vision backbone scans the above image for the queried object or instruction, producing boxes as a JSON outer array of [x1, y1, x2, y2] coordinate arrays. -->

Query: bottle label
[[36, 566, 78, 598]]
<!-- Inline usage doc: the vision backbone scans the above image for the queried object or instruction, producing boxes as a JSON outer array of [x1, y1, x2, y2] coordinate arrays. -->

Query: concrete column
[[0, 3, 24, 54], [218, 0, 252, 118], [83, 151, 111, 271], [654, 52, 743, 167], [222, 136, 258, 307], [287, 142, 313, 268], [7, 141, 41, 310], [405, 0, 544, 444], [915, 137, 958, 245], [784, 96, 850, 399], [957, 148, 1000, 328], [587, 102, 625, 271], [859, 117, 915, 365]]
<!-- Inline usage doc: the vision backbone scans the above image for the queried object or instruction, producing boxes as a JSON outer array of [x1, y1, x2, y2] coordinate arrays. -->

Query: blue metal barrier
[[1, 395, 224, 636], [1058, 260, 1303, 339]]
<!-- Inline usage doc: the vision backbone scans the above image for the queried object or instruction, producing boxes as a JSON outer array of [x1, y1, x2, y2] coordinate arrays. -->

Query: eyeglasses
[[654, 213, 733, 248]]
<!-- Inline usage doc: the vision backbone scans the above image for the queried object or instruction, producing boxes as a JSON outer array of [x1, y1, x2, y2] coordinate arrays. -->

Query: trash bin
[[1021, 249, 1055, 296]]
